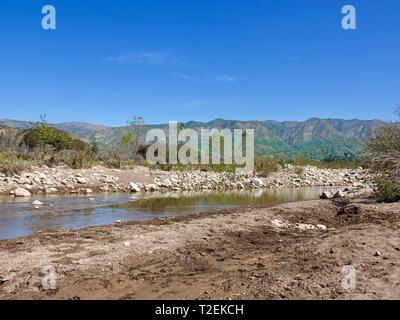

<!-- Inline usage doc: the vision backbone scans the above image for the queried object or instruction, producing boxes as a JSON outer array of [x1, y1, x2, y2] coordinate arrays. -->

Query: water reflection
[[0, 187, 328, 240]]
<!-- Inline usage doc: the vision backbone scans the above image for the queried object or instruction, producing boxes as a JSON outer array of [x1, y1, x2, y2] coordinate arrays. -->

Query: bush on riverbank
[[376, 179, 400, 203], [22, 125, 73, 151], [0, 153, 30, 175], [364, 126, 400, 183], [254, 156, 282, 176], [363, 123, 400, 202], [0, 123, 97, 171]]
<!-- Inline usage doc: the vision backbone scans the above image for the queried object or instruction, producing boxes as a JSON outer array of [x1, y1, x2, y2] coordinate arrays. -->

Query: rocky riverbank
[[0, 164, 375, 198]]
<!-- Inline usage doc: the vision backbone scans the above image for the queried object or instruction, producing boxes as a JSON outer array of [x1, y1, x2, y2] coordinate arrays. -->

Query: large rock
[[252, 177, 264, 188], [45, 187, 58, 194], [77, 177, 87, 184], [129, 182, 141, 192], [145, 184, 159, 192], [18, 177, 31, 185], [14, 188, 31, 197]]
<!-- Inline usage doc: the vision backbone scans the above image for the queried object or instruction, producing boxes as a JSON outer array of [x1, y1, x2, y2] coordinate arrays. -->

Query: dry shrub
[[255, 156, 281, 177], [0, 153, 30, 175], [364, 126, 400, 183]]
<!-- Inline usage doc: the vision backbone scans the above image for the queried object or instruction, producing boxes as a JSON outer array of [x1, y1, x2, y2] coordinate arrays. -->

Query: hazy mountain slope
[[55, 122, 110, 138], [0, 119, 33, 130], [0, 119, 109, 138], [324, 119, 387, 139]]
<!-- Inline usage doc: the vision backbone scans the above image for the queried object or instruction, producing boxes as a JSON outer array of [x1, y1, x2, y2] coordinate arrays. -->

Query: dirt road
[[1, 198, 399, 300]]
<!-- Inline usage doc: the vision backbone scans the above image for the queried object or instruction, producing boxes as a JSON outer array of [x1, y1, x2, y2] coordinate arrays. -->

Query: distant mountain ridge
[[0, 119, 110, 137], [0, 117, 388, 160]]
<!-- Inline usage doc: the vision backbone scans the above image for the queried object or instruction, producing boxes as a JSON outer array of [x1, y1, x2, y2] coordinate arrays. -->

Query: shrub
[[255, 156, 281, 176], [70, 139, 90, 151], [0, 128, 23, 152], [364, 126, 400, 183], [22, 125, 72, 151], [376, 179, 400, 203], [45, 150, 96, 169], [0, 153, 30, 175]]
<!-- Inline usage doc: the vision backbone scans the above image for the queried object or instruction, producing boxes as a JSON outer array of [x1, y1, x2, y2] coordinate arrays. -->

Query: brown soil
[[1, 198, 399, 300]]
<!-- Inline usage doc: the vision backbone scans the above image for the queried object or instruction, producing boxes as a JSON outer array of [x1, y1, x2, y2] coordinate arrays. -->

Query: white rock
[[32, 200, 44, 205], [123, 241, 130, 247], [296, 223, 317, 230], [45, 187, 58, 194], [14, 188, 31, 197], [129, 182, 141, 192], [252, 177, 264, 187], [77, 177, 87, 184], [145, 184, 159, 191], [333, 190, 346, 198], [18, 177, 31, 185]]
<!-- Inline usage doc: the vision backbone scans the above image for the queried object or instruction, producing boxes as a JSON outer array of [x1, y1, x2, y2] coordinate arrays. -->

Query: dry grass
[[364, 126, 400, 183]]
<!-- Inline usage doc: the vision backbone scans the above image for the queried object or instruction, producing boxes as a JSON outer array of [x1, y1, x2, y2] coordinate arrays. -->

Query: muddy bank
[[1, 197, 399, 300], [0, 164, 374, 197]]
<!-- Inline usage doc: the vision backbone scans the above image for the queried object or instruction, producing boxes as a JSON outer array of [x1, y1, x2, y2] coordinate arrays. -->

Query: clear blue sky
[[0, 0, 399, 126]]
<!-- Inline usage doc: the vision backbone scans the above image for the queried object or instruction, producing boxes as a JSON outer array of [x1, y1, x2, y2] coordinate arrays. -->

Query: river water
[[0, 187, 328, 240]]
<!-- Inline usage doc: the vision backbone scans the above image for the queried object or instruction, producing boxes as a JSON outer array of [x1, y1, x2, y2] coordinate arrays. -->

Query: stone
[[374, 251, 382, 257], [252, 178, 264, 187], [129, 182, 141, 192], [85, 188, 93, 194], [123, 241, 130, 247], [145, 184, 159, 191], [32, 200, 44, 206], [14, 188, 31, 197], [333, 190, 346, 198], [77, 177, 87, 184], [18, 177, 31, 185], [45, 187, 58, 194]]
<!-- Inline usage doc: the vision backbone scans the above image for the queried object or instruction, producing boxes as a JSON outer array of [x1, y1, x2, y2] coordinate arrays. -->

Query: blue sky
[[0, 0, 399, 126]]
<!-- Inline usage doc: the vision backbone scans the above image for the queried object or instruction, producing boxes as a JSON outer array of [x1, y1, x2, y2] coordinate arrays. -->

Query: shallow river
[[0, 187, 328, 240]]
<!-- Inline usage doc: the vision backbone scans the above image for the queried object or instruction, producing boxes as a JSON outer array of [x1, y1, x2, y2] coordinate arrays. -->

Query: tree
[[89, 135, 99, 154], [126, 116, 145, 159]]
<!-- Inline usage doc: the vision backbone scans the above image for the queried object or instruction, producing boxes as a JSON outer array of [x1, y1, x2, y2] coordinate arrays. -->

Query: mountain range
[[0, 118, 388, 160]]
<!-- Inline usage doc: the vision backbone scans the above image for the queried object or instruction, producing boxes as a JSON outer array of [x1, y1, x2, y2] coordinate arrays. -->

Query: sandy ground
[[0, 198, 399, 300]]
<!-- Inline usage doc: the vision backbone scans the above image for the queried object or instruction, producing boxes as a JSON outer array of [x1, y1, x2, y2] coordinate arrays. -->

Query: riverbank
[[1, 196, 399, 300], [0, 164, 374, 197]]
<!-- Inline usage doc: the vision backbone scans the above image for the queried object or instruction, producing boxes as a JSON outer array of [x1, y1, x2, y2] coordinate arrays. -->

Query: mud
[[1, 198, 399, 300]]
